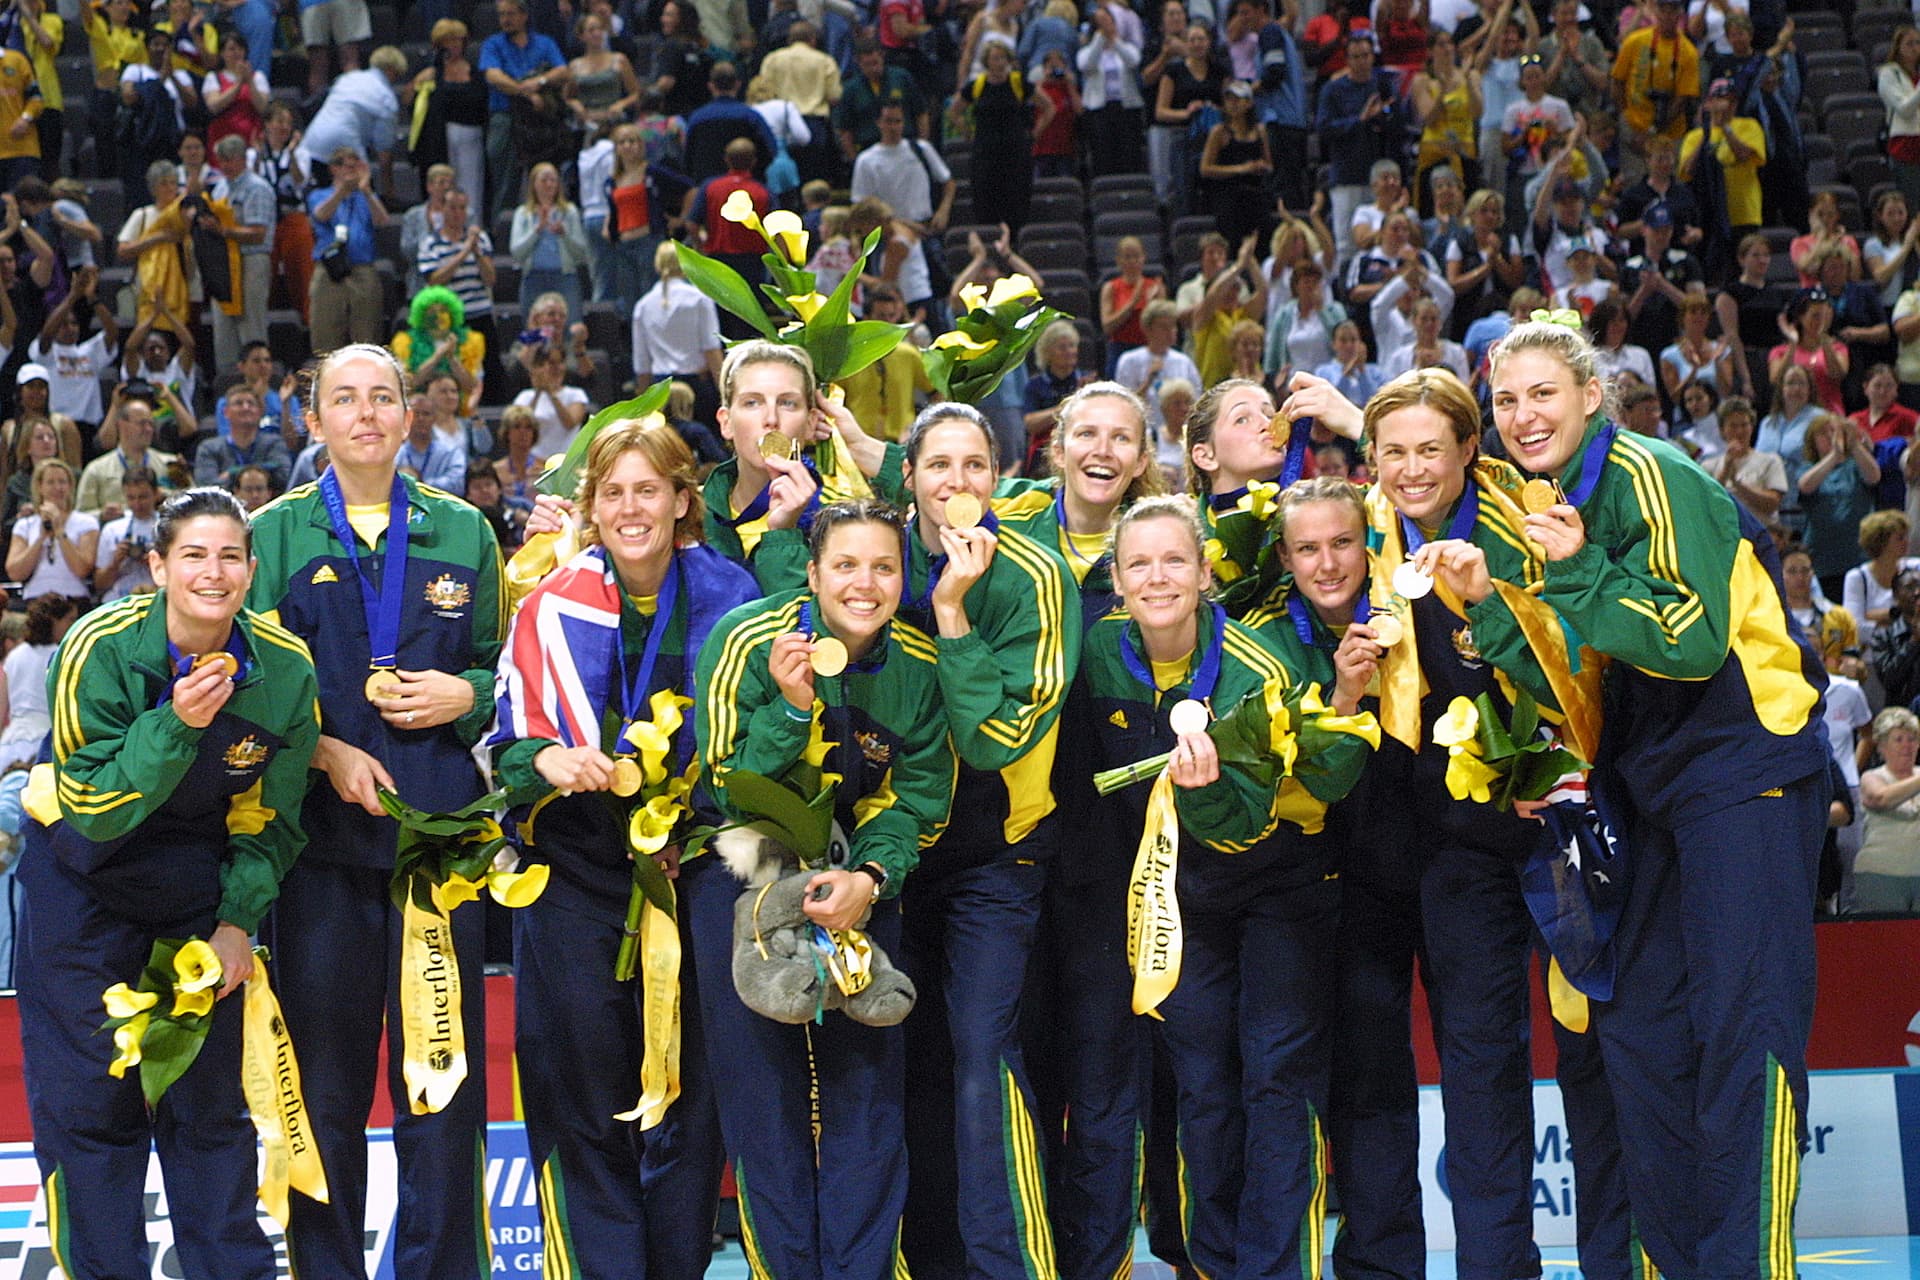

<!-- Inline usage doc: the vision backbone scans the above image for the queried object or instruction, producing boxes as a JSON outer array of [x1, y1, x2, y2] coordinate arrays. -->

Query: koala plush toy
[[716, 828, 916, 1027]]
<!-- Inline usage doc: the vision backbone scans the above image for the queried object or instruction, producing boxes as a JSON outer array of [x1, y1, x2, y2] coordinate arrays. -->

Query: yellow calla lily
[[786, 292, 830, 323], [432, 872, 486, 913], [629, 793, 683, 855], [462, 817, 505, 847], [720, 189, 764, 234], [172, 940, 223, 994], [986, 274, 1040, 308], [930, 329, 999, 360], [539, 452, 566, 474], [1241, 479, 1280, 522], [487, 862, 551, 908], [171, 986, 215, 1020], [761, 209, 809, 263], [103, 982, 159, 1019], [1203, 538, 1242, 583], [1444, 746, 1502, 803], [800, 705, 836, 768], [108, 1012, 149, 1078], [958, 282, 989, 314], [1433, 696, 1481, 750]]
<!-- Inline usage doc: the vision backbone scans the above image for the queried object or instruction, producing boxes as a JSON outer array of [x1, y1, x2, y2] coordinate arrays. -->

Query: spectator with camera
[[78, 385, 180, 521], [307, 144, 389, 351], [90, 464, 160, 602], [1611, 0, 1700, 170]]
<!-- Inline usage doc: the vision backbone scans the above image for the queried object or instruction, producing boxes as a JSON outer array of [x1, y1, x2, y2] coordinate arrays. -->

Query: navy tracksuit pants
[[1155, 871, 1338, 1280], [264, 858, 490, 1280], [1590, 773, 1825, 1280], [512, 887, 725, 1280], [16, 847, 275, 1280], [899, 854, 1055, 1280], [682, 853, 909, 1280], [1025, 865, 1145, 1280]]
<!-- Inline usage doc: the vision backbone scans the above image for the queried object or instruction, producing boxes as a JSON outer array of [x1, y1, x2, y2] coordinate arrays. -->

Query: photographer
[[1610, 0, 1700, 170], [305, 144, 388, 351], [90, 465, 159, 602]]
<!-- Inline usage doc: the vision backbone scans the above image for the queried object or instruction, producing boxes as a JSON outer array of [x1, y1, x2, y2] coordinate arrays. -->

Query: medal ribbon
[[799, 599, 886, 675], [1120, 603, 1227, 705], [1558, 419, 1619, 511], [156, 627, 250, 707], [1398, 482, 1480, 558], [619, 553, 681, 739], [319, 471, 411, 670], [1288, 590, 1371, 650], [614, 883, 683, 1130], [240, 953, 330, 1227], [901, 508, 1000, 613], [1054, 487, 1110, 574]]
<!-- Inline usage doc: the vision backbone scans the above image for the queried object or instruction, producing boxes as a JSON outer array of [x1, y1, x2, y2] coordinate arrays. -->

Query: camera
[[1648, 89, 1674, 132]]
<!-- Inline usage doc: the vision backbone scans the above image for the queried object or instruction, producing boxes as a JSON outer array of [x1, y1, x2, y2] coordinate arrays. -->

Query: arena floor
[[696, 1233, 1920, 1279]]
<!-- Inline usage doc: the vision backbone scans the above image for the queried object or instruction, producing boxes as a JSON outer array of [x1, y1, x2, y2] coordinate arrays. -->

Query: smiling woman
[[483, 418, 759, 1278], [17, 486, 319, 1280]]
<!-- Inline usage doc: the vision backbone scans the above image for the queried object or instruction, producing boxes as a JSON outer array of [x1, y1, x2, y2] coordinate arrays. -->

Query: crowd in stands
[[0, 0, 1903, 920]]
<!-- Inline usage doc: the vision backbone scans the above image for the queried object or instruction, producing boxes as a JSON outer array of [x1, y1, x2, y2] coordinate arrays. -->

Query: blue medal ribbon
[[1287, 589, 1371, 649], [718, 455, 825, 529], [156, 627, 250, 707], [319, 471, 411, 672], [617, 551, 681, 743], [1398, 481, 1480, 559], [1557, 420, 1619, 511], [902, 507, 1000, 612], [1120, 603, 1227, 705], [799, 598, 887, 675]]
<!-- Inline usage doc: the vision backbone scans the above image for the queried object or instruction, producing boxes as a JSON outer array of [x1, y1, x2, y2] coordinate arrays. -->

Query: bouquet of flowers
[[614, 689, 702, 981], [673, 197, 908, 386], [100, 937, 227, 1106], [706, 707, 844, 864], [1094, 680, 1380, 795], [380, 787, 548, 914], [923, 274, 1067, 405], [1202, 478, 1288, 617], [1431, 689, 1587, 810]]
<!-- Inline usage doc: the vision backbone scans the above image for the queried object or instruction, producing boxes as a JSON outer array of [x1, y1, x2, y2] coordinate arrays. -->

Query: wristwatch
[[853, 862, 889, 900]]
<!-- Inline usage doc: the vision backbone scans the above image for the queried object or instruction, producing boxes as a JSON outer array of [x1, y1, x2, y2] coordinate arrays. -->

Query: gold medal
[[944, 492, 983, 529], [1167, 699, 1210, 737], [1267, 410, 1293, 446], [610, 758, 643, 797], [1521, 478, 1561, 515], [1391, 561, 1433, 601], [758, 431, 798, 462], [192, 651, 240, 678], [364, 669, 403, 702], [809, 637, 849, 677], [1370, 614, 1405, 647]]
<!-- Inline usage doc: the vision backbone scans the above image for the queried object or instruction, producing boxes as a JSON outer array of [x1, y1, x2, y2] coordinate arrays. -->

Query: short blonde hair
[[430, 18, 468, 46], [1873, 705, 1919, 741], [1275, 474, 1366, 549], [29, 455, 75, 506], [1111, 493, 1207, 566], [577, 418, 705, 547]]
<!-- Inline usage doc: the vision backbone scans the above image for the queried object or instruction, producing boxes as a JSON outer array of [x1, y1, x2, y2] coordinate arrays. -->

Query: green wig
[[404, 286, 470, 369]]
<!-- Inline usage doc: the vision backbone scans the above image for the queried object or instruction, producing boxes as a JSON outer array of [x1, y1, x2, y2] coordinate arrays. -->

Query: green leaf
[[674, 242, 777, 338], [1474, 692, 1517, 759], [834, 320, 913, 382], [138, 1016, 212, 1109], [536, 382, 673, 499], [629, 850, 676, 919], [721, 771, 831, 859], [1509, 687, 1540, 745]]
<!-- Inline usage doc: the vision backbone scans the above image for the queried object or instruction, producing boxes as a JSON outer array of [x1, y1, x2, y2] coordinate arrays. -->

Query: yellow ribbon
[[1530, 308, 1585, 330], [398, 895, 467, 1115], [503, 525, 581, 615], [1546, 956, 1590, 1032], [240, 953, 329, 1227], [818, 422, 875, 502], [614, 887, 682, 1130], [1125, 771, 1184, 1018], [23, 762, 58, 827]]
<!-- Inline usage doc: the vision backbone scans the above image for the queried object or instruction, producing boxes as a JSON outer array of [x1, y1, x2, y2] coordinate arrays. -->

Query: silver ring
[[407, 711, 417, 724]]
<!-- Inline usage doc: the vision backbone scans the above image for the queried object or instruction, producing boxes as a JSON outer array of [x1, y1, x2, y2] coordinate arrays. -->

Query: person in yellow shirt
[[840, 282, 930, 439], [82, 0, 143, 138], [1610, 0, 1699, 155], [14, 0, 60, 182], [0, 45, 42, 193], [1679, 78, 1767, 236]]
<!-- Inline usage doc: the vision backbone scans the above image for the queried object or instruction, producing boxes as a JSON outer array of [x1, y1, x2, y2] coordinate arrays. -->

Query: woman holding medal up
[[1079, 494, 1374, 1280], [486, 420, 759, 1279], [880, 401, 1078, 1280], [1266, 370, 1633, 1280], [247, 344, 506, 1280], [1480, 318, 1829, 1280], [16, 488, 319, 1280], [692, 498, 956, 1280]]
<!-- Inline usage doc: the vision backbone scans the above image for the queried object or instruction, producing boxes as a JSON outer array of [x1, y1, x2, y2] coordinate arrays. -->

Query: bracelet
[[783, 700, 813, 721]]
